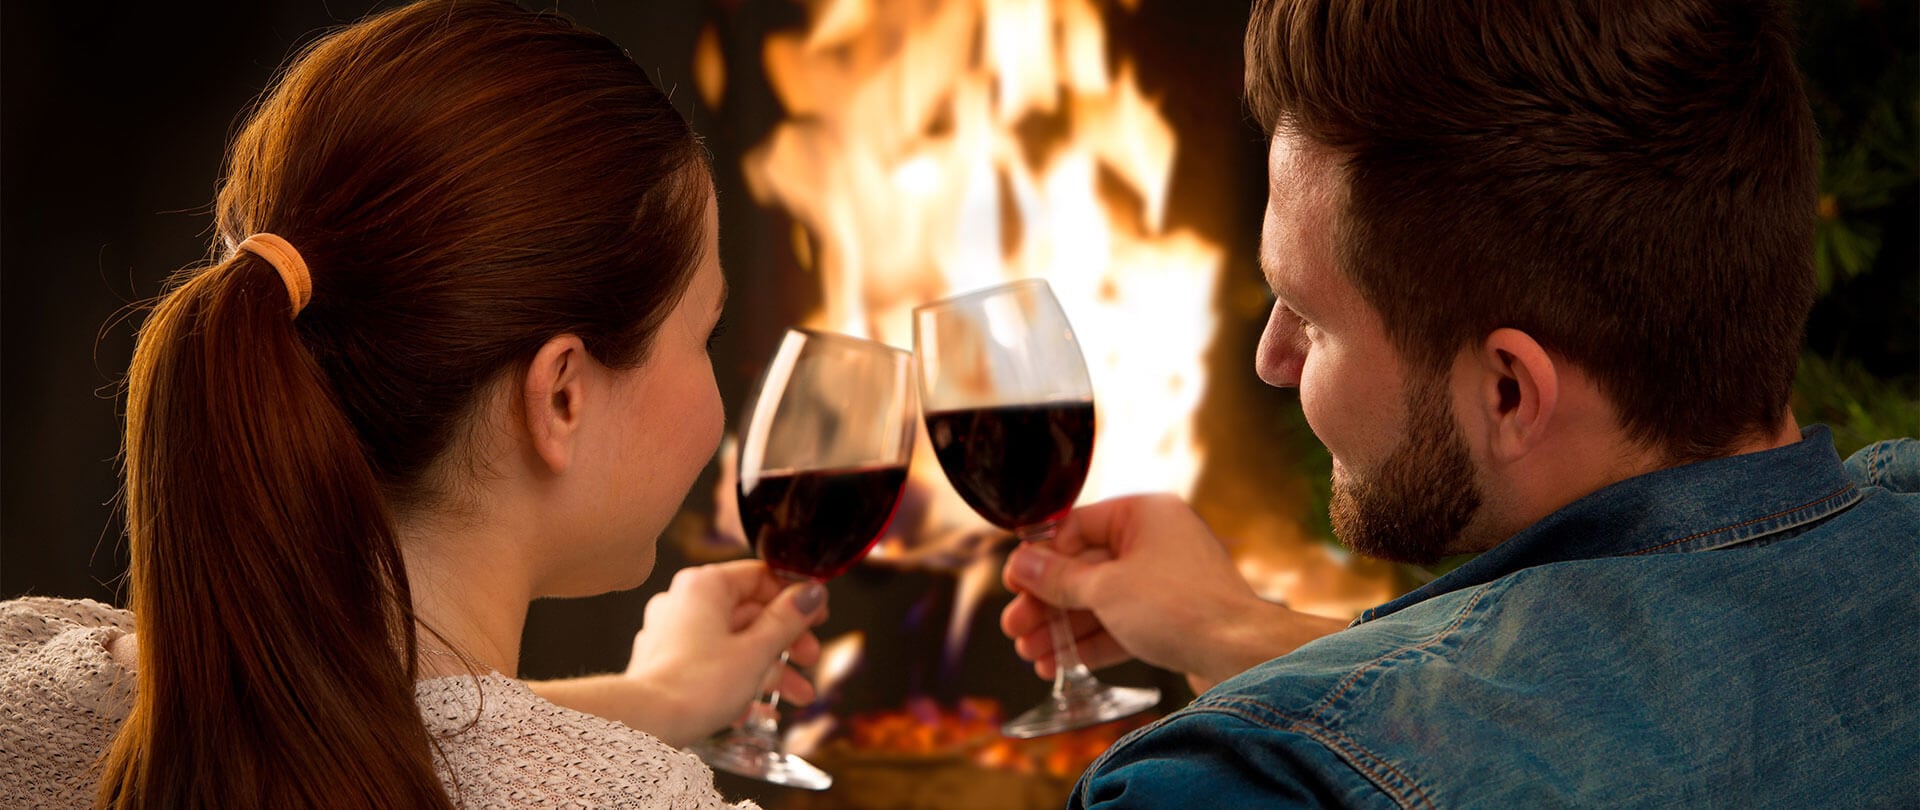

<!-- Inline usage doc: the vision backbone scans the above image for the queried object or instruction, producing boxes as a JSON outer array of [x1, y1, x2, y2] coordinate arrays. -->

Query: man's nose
[[1255, 309, 1304, 388]]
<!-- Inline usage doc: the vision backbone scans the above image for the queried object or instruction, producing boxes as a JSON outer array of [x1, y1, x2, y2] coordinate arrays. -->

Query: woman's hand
[[529, 560, 826, 747]]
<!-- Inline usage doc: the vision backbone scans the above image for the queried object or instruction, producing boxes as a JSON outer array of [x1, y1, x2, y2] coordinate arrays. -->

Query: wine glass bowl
[[739, 466, 910, 581], [690, 328, 915, 790], [913, 279, 1159, 739], [922, 401, 1095, 538]]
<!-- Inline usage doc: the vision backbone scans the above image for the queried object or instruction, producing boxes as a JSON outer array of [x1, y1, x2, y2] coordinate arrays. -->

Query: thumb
[[1007, 544, 1099, 610], [744, 580, 827, 650]]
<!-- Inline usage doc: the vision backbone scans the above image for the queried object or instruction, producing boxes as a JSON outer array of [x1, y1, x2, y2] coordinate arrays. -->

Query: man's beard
[[1328, 373, 1483, 565]]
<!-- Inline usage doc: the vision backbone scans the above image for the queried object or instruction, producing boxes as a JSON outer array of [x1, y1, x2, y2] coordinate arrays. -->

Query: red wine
[[739, 465, 909, 580], [924, 402, 1095, 531]]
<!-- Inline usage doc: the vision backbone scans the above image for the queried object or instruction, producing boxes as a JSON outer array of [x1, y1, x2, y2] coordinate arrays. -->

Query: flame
[[741, 0, 1221, 554], [685, 0, 1407, 638], [783, 714, 837, 758], [942, 553, 1000, 676], [814, 630, 867, 697], [693, 23, 726, 111], [694, 3, 1412, 771], [782, 630, 868, 756]]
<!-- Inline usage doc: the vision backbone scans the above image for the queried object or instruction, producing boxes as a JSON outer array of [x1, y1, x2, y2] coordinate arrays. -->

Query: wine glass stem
[[1045, 604, 1102, 700], [739, 651, 789, 750], [1018, 521, 1102, 701]]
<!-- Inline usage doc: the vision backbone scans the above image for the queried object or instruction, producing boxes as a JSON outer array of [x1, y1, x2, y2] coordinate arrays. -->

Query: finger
[[669, 559, 773, 605], [1012, 619, 1116, 665], [1024, 631, 1132, 681], [777, 666, 817, 706], [1004, 543, 1101, 610], [998, 602, 1105, 656], [1049, 496, 1136, 555], [1000, 593, 1051, 640], [1070, 632, 1132, 672], [728, 601, 764, 632], [1005, 607, 1103, 658], [786, 630, 822, 669], [747, 569, 794, 604], [1001, 590, 1112, 645], [742, 580, 828, 654], [754, 661, 818, 705]]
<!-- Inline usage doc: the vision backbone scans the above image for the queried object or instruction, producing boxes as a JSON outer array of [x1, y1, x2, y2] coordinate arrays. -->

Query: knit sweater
[[0, 597, 756, 809]]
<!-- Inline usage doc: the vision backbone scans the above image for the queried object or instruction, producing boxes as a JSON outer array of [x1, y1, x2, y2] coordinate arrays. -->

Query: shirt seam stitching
[[1623, 484, 1857, 556], [1184, 698, 1432, 810], [1077, 713, 1184, 806], [1305, 585, 1492, 721]]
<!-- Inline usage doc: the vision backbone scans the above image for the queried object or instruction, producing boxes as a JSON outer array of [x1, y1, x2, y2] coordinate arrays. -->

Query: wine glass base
[[1001, 684, 1161, 739], [689, 734, 833, 791]]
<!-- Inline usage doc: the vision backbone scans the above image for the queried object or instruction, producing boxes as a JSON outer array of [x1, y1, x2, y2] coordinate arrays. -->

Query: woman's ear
[[522, 335, 591, 474], [1471, 328, 1559, 464]]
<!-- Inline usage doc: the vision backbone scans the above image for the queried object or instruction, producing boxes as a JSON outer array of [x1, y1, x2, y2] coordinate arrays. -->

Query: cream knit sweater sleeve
[[1, 597, 135, 808], [1, 597, 757, 809]]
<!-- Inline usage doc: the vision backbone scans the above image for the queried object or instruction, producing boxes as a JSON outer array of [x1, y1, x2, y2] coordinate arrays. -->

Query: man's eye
[[706, 317, 730, 351], [1277, 304, 1314, 349]]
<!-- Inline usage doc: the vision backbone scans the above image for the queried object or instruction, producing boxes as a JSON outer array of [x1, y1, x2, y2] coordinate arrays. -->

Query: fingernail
[[793, 582, 826, 615], [1011, 547, 1047, 585]]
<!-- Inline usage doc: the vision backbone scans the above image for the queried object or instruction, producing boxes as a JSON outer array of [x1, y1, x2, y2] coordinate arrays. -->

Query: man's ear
[[1470, 328, 1559, 464], [522, 335, 591, 474]]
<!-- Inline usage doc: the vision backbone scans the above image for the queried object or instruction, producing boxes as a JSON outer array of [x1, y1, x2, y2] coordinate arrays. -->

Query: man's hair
[[1246, 0, 1818, 461]]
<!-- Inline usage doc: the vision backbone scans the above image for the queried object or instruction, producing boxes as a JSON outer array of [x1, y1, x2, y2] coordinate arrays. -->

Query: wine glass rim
[[786, 326, 910, 357], [911, 277, 1054, 313]]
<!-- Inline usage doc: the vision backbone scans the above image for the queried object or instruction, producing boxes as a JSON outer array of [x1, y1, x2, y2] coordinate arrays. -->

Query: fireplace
[[524, 1, 1409, 807]]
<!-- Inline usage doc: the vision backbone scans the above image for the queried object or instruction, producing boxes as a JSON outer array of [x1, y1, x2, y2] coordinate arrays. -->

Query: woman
[[0, 1, 820, 806]]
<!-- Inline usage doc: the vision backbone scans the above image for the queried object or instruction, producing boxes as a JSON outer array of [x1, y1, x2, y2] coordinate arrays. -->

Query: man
[[999, 0, 1920, 805]]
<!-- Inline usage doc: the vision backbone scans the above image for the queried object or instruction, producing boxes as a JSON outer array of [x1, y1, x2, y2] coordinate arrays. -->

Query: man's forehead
[[1267, 132, 1343, 198], [1261, 132, 1351, 312]]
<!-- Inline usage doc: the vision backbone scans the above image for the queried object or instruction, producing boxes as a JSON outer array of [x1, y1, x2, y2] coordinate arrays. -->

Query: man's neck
[[1727, 411, 1804, 457], [1466, 411, 1803, 555]]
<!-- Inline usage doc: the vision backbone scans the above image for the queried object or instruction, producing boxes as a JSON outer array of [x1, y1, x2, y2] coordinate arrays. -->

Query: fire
[[814, 631, 868, 697], [691, 3, 1409, 758], [841, 696, 1151, 777], [716, 0, 1221, 555], [782, 631, 867, 757]]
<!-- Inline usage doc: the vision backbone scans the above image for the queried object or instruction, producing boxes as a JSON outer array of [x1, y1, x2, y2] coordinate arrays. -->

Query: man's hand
[[531, 560, 826, 748], [1000, 494, 1347, 692]]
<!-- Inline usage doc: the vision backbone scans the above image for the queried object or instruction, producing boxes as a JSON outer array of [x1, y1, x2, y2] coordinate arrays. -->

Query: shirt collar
[[1354, 425, 1860, 625]]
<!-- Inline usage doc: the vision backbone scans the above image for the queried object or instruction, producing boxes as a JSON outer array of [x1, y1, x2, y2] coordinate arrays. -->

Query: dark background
[[1, 0, 736, 668]]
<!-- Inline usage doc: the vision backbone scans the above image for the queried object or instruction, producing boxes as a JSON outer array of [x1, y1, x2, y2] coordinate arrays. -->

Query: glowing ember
[[841, 696, 1152, 778]]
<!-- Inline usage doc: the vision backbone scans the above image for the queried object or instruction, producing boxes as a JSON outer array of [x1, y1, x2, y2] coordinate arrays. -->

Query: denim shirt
[[1071, 428, 1919, 808]]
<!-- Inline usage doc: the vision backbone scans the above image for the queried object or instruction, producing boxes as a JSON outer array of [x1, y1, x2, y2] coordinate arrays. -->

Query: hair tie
[[235, 233, 313, 317]]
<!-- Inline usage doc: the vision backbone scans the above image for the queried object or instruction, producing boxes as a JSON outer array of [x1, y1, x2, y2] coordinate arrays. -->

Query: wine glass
[[912, 278, 1159, 739], [689, 328, 916, 790]]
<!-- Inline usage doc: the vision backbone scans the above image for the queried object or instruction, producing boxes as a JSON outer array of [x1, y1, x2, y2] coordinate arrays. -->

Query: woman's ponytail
[[100, 251, 448, 807]]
